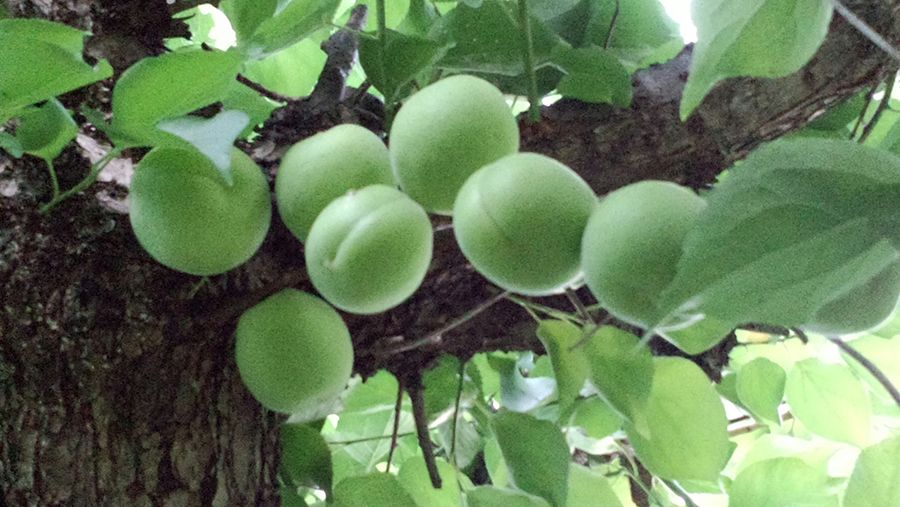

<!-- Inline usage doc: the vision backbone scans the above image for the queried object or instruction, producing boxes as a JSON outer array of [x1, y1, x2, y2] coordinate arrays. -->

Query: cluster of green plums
[[128, 74, 900, 415]]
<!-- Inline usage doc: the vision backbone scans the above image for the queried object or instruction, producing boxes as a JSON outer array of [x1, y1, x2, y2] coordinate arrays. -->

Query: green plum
[[129, 146, 271, 276], [452, 153, 598, 296], [802, 259, 900, 335], [305, 184, 433, 314], [276, 124, 394, 242], [389, 74, 520, 214], [235, 289, 354, 415], [581, 180, 706, 328]]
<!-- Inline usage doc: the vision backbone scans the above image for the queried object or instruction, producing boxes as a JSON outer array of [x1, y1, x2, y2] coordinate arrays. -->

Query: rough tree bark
[[1, 0, 898, 505]]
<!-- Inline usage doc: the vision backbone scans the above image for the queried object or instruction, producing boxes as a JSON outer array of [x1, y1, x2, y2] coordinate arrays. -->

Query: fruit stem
[[517, 0, 541, 123], [565, 287, 596, 326], [40, 147, 122, 214], [829, 336, 900, 411], [386, 376, 405, 471], [376, 0, 398, 129]]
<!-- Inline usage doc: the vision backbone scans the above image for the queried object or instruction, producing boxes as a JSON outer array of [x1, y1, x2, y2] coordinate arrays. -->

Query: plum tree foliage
[[3, 0, 900, 506]]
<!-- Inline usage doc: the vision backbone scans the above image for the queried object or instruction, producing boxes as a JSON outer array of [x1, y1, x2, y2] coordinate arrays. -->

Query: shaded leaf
[[486, 354, 556, 412], [247, 0, 342, 58], [281, 423, 333, 498], [14, 98, 77, 160], [359, 29, 449, 102], [728, 457, 839, 507], [624, 357, 730, 482], [785, 358, 870, 447], [550, 45, 631, 106], [157, 110, 250, 184], [570, 396, 622, 440], [535, 320, 590, 422], [493, 411, 569, 507], [682, 0, 832, 118]]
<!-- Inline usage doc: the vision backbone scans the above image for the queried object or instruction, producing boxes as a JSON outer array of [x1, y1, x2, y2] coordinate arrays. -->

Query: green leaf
[[219, 0, 278, 44], [436, 412, 482, 469], [493, 410, 570, 507], [785, 358, 871, 447], [333, 472, 418, 507], [483, 436, 510, 488], [659, 315, 733, 355], [280, 485, 309, 507], [0, 20, 113, 120], [340, 0, 411, 31], [247, 0, 342, 58], [397, 456, 462, 507], [840, 336, 900, 409], [583, 0, 682, 68], [486, 354, 556, 412], [844, 434, 900, 507], [736, 433, 847, 478], [736, 357, 786, 423], [0, 131, 24, 158], [567, 464, 623, 507], [549, 45, 631, 106], [281, 423, 334, 498], [583, 326, 653, 429], [359, 29, 449, 103], [466, 486, 552, 507], [807, 91, 866, 132], [624, 357, 730, 482], [569, 396, 622, 440], [112, 50, 243, 145], [715, 372, 749, 412], [659, 138, 900, 330], [157, 110, 250, 185], [681, 0, 832, 119], [728, 457, 839, 507], [423, 355, 463, 418], [221, 80, 280, 138], [398, 0, 438, 36], [14, 98, 77, 160], [430, 0, 561, 76], [535, 320, 590, 422], [241, 32, 328, 97]]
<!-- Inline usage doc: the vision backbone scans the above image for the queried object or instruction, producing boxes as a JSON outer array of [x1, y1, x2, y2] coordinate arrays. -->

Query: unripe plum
[[581, 181, 706, 328], [802, 259, 900, 335], [305, 184, 433, 314], [235, 289, 354, 415], [276, 124, 394, 242], [452, 153, 598, 296], [389, 75, 520, 214], [129, 147, 271, 276]]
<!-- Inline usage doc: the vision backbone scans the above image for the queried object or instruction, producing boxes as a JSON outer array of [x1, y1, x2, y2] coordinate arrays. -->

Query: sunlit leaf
[[625, 357, 730, 482], [681, 0, 832, 118], [281, 423, 334, 498], [535, 320, 590, 422], [219, 0, 277, 44], [112, 50, 243, 145], [397, 456, 462, 507], [728, 457, 839, 507], [844, 434, 900, 507], [0, 20, 113, 119], [583, 326, 653, 430], [736, 357, 785, 423], [221, 80, 280, 138], [785, 358, 870, 447], [466, 486, 551, 507], [333, 472, 418, 507], [493, 410, 570, 507], [157, 110, 250, 184], [241, 32, 328, 97], [659, 314, 733, 355], [570, 396, 622, 440], [567, 464, 623, 507]]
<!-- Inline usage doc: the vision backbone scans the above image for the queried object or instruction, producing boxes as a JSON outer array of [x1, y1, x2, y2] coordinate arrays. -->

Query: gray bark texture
[[1, 0, 899, 505]]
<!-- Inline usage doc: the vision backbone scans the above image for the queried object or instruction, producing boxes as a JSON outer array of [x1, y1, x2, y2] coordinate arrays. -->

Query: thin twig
[[565, 287, 596, 326], [829, 336, 900, 411], [449, 359, 466, 468], [662, 479, 699, 507], [378, 291, 511, 355], [40, 148, 122, 213], [386, 376, 406, 471], [859, 73, 897, 143], [408, 376, 442, 488], [850, 86, 876, 139], [603, 0, 620, 50], [327, 431, 416, 445], [832, 0, 900, 63], [517, 0, 541, 123], [236, 74, 293, 103]]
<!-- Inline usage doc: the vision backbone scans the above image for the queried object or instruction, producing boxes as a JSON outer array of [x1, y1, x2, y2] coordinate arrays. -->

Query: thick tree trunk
[[2, 0, 899, 505]]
